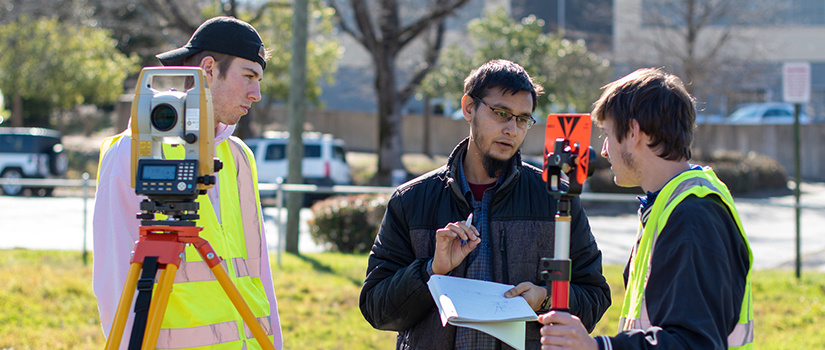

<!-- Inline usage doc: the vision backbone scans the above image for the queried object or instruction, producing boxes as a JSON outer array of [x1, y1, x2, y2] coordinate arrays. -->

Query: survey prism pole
[[540, 114, 593, 312]]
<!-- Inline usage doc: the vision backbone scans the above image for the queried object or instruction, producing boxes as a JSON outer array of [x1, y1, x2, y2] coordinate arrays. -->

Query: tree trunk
[[11, 94, 23, 127], [423, 95, 431, 157], [285, 0, 309, 254], [327, 0, 469, 185], [374, 52, 405, 186]]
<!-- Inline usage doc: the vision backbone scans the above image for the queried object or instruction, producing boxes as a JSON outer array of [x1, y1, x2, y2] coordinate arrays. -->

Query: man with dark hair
[[538, 68, 753, 350], [93, 17, 282, 349], [360, 59, 611, 349]]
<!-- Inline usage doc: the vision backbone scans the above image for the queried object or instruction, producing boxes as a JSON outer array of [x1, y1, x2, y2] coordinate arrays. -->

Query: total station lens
[[151, 104, 177, 131]]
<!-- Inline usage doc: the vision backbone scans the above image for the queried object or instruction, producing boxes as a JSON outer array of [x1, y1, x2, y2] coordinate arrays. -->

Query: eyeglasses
[[471, 95, 536, 130]]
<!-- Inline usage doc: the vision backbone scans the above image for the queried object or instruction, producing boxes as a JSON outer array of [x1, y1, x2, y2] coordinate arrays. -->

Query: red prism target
[[542, 114, 592, 190]]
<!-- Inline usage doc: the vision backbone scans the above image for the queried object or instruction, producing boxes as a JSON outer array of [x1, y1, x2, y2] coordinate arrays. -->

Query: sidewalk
[[1, 182, 824, 271]]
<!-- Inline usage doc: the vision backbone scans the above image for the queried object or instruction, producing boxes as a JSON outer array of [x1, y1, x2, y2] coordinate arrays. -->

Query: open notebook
[[427, 275, 539, 350]]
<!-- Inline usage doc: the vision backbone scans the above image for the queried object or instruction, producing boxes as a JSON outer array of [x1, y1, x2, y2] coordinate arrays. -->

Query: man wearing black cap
[[93, 16, 283, 349]]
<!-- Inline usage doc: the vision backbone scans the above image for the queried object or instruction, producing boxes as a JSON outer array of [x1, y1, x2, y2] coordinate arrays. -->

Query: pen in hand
[[461, 213, 474, 245]]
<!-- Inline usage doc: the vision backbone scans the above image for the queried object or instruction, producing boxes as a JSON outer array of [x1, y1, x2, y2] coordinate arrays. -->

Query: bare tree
[[327, 0, 469, 185], [627, 0, 773, 114], [646, 0, 735, 93], [624, 0, 786, 159]]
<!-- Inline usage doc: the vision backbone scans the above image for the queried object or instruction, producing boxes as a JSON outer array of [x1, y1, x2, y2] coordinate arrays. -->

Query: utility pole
[[557, 0, 565, 32], [286, 0, 309, 254]]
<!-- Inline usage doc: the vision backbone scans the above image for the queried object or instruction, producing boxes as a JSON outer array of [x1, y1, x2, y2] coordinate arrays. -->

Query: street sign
[[783, 62, 811, 103], [782, 61, 809, 278]]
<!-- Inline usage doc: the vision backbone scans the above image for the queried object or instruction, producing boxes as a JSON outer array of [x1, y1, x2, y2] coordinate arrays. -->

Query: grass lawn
[[1, 249, 824, 349]]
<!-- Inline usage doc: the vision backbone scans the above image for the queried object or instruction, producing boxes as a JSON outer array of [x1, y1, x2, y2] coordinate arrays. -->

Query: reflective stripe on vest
[[97, 133, 273, 349], [154, 316, 273, 349], [618, 168, 754, 349]]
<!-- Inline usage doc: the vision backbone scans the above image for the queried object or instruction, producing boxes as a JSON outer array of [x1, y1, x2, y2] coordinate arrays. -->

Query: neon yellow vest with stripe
[[618, 168, 754, 349], [99, 133, 274, 349]]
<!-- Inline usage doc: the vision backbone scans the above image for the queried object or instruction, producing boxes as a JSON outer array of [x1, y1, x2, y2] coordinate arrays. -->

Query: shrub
[[706, 161, 754, 194], [694, 150, 789, 194], [307, 193, 390, 253]]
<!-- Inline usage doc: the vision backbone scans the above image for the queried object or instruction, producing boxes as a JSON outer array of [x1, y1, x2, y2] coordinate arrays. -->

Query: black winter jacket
[[359, 138, 611, 350]]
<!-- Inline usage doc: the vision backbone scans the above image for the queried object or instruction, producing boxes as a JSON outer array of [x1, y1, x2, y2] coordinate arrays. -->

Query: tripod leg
[[106, 263, 142, 350], [141, 264, 178, 350], [210, 264, 277, 350]]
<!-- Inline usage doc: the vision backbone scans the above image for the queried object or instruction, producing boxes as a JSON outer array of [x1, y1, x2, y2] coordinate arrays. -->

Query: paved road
[[2, 183, 824, 271]]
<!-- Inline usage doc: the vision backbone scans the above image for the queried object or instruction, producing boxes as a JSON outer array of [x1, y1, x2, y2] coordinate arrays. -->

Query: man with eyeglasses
[[359, 59, 610, 349]]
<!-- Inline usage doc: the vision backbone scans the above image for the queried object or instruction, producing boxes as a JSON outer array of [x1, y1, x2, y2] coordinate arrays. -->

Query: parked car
[[695, 113, 726, 124], [244, 131, 352, 200], [726, 102, 812, 125], [0, 127, 69, 196]]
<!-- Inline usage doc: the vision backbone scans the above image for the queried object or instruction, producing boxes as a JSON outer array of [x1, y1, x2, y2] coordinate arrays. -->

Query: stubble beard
[[613, 147, 638, 187]]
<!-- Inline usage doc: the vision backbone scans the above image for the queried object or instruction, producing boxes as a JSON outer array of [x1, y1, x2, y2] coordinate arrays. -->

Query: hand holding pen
[[463, 213, 473, 242], [431, 213, 481, 275]]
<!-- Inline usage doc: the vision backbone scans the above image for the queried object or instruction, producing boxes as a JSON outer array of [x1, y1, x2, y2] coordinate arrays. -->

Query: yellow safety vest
[[619, 168, 754, 349], [98, 132, 274, 349]]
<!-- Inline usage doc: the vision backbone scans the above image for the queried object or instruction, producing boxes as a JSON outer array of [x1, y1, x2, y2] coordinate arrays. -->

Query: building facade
[[614, 0, 825, 118]]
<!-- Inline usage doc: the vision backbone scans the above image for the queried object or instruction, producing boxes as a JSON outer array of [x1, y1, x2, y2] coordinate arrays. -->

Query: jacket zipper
[[500, 229, 508, 283]]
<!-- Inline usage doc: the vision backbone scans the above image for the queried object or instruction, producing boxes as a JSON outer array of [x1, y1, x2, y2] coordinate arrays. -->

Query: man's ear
[[628, 119, 647, 149], [200, 56, 216, 82], [460, 94, 474, 122]]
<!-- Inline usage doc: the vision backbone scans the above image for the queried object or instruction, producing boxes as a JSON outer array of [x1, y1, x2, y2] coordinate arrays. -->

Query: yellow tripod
[[105, 224, 276, 350]]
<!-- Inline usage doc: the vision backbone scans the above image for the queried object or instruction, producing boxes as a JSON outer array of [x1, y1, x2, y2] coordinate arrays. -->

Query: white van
[[244, 131, 352, 197]]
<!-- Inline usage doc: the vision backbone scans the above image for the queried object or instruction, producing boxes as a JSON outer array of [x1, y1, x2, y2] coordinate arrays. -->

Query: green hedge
[[307, 194, 390, 253], [696, 150, 788, 194]]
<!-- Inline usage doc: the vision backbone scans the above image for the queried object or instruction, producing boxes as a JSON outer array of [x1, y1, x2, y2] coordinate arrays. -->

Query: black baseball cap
[[156, 16, 267, 70]]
